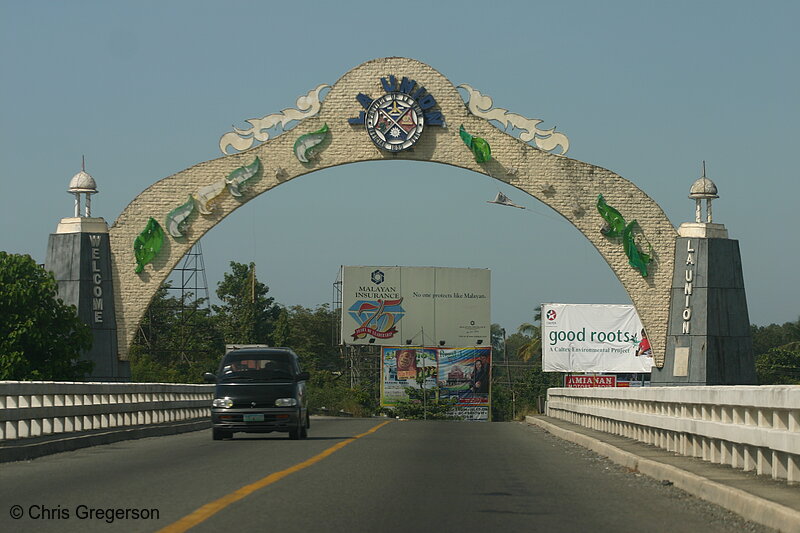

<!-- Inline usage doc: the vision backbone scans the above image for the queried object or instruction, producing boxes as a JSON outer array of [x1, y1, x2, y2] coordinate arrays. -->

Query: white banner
[[341, 266, 490, 346], [541, 303, 654, 372]]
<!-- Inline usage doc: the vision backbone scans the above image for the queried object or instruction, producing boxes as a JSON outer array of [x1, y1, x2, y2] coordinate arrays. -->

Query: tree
[[272, 307, 291, 347], [306, 370, 376, 417], [516, 324, 542, 362], [275, 304, 377, 414], [505, 332, 531, 361], [750, 318, 800, 385], [755, 348, 800, 385], [513, 363, 563, 412], [213, 262, 280, 344], [0, 252, 93, 380], [751, 318, 800, 357], [392, 384, 457, 420], [130, 285, 223, 383], [276, 304, 340, 371], [491, 323, 506, 354], [516, 306, 543, 361], [490, 309, 564, 421], [491, 326, 523, 421]]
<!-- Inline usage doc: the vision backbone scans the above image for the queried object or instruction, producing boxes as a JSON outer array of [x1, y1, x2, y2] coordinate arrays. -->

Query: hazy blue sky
[[1, 0, 798, 332]]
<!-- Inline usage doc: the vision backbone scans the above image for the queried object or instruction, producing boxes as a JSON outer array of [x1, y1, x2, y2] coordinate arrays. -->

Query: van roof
[[225, 347, 297, 356]]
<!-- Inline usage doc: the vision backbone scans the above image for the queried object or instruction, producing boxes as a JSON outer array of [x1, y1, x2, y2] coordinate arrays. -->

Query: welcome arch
[[109, 57, 678, 365]]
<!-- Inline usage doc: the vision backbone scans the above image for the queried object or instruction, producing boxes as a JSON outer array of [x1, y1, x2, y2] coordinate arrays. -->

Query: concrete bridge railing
[[546, 386, 800, 483], [0, 381, 213, 441]]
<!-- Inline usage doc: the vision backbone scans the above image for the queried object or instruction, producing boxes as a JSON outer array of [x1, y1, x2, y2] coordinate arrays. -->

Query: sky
[[1, 0, 798, 333]]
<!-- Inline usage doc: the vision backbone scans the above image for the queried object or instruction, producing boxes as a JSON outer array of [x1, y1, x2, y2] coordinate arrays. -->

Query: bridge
[[1, 381, 798, 532], [3, 56, 796, 532]]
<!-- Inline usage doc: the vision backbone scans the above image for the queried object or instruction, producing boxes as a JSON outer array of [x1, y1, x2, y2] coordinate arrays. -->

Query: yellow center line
[[158, 420, 392, 533]]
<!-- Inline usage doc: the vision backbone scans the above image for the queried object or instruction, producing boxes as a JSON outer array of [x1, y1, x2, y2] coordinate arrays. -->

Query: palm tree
[[517, 306, 542, 362], [490, 324, 506, 354]]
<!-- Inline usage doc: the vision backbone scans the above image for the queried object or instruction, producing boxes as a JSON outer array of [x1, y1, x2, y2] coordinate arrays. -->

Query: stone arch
[[109, 57, 678, 365]]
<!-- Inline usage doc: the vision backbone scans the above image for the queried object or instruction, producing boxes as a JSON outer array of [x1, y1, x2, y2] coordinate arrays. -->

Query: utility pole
[[417, 361, 427, 420], [502, 328, 516, 419]]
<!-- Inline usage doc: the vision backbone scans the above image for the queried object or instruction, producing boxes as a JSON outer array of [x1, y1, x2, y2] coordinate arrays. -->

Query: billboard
[[381, 346, 491, 421], [437, 347, 490, 421], [381, 347, 438, 406], [542, 303, 654, 373], [341, 266, 490, 346]]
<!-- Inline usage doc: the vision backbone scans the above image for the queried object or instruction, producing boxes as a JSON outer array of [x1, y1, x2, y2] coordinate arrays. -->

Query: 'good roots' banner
[[542, 303, 654, 373]]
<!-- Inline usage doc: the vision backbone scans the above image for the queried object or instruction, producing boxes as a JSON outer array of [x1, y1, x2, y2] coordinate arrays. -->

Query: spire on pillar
[[679, 162, 728, 239]]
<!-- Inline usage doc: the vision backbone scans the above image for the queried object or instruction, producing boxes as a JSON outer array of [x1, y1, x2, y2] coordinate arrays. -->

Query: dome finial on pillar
[[689, 161, 718, 223], [679, 162, 727, 238], [67, 157, 99, 218]]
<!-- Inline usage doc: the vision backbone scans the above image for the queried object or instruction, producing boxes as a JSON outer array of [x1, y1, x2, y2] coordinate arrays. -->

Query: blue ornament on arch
[[349, 75, 446, 152]]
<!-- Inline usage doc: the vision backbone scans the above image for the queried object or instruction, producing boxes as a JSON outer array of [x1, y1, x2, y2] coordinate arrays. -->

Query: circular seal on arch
[[365, 92, 424, 152]]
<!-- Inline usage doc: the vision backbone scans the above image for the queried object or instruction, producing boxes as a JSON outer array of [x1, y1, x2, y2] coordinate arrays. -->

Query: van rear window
[[219, 352, 295, 381]]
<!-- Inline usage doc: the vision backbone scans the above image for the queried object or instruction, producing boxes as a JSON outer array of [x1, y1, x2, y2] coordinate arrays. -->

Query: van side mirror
[[296, 371, 310, 382], [203, 372, 217, 383]]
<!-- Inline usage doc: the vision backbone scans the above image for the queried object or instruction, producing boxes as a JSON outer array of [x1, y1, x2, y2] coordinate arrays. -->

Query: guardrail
[[0, 381, 214, 441], [546, 386, 800, 483]]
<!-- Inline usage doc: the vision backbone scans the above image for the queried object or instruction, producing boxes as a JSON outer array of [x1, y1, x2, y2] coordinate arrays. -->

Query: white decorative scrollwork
[[458, 84, 569, 155], [219, 84, 330, 154]]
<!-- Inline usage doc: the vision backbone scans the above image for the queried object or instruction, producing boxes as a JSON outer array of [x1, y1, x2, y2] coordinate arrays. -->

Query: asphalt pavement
[[0, 418, 781, 533]]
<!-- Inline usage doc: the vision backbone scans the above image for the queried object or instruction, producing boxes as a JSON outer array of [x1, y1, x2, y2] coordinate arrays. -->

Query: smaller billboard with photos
[[381, 346, 491, 421], [542, 303, 654, 373], [437, 347, 491, 410], [381, 347, 438, 406]]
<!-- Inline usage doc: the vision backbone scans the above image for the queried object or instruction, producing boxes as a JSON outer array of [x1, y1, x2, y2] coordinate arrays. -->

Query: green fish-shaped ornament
[[596, 194, 626, 238], [293, 124, 329, 163], [459, 125, 491, 163], [226, 157, 261, 197], [165, 195, 196, 239], [622, 220, 653, 277], [134, 217, 165, 273], [596, 194, 652, 278]]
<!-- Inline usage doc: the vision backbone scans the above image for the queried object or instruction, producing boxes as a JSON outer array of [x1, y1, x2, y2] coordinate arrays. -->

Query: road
[[0, 418, 770, 533]]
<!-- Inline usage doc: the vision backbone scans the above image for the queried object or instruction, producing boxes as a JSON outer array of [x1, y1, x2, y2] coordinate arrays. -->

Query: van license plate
[[243, 414, 264, 422]]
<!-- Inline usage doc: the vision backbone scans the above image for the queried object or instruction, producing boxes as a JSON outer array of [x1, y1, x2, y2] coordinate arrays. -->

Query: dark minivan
[[204, 346, 310, 440]]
